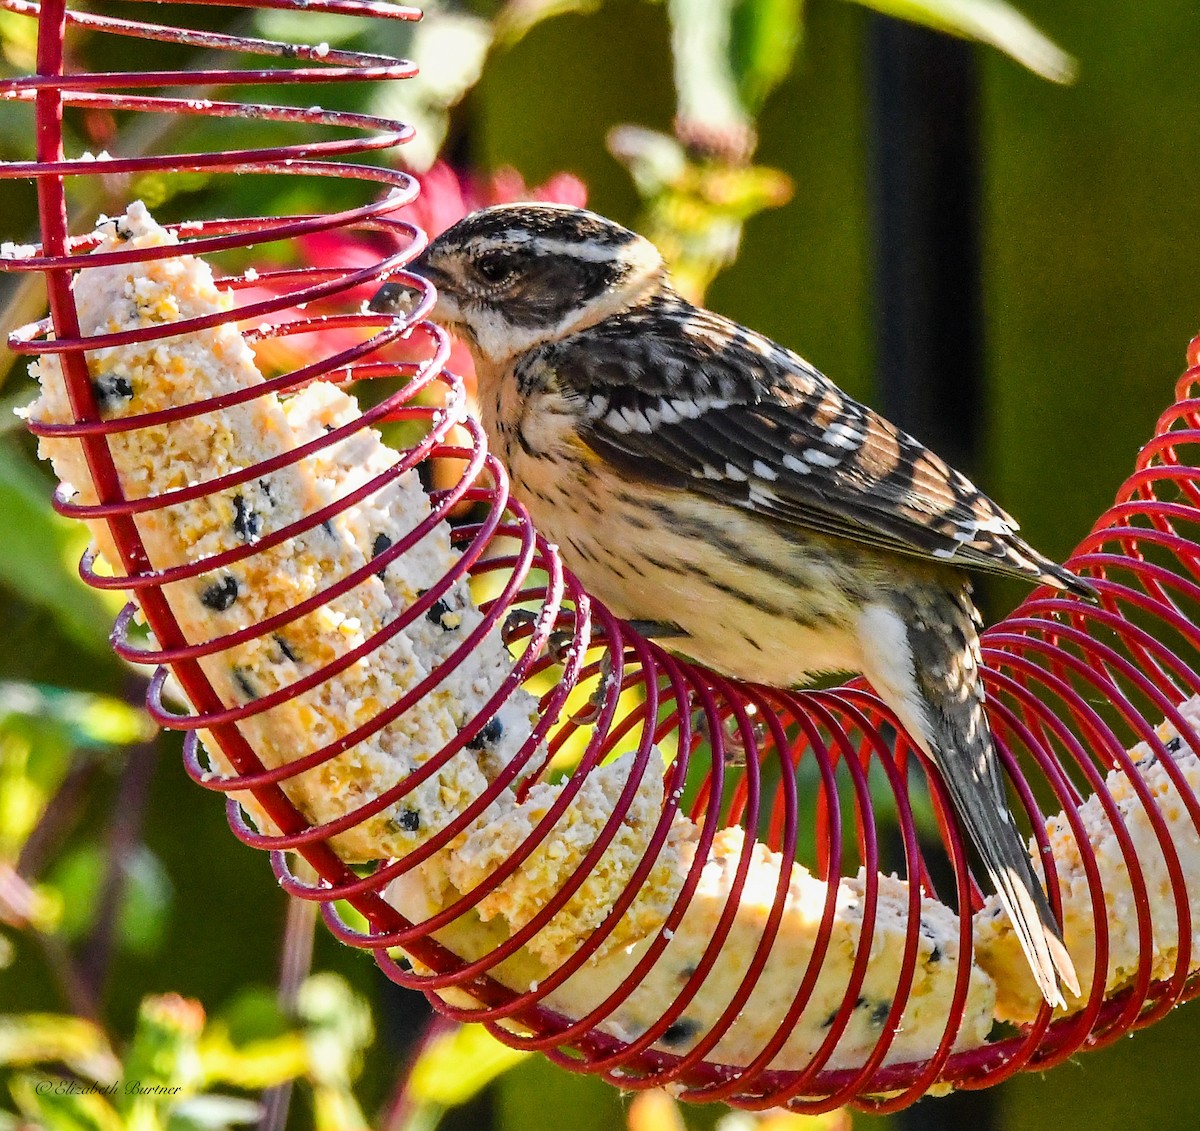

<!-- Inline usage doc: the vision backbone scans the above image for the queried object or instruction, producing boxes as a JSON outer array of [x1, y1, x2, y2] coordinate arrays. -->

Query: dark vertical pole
[[867, 15, 999, 1131], [868, 15, 985, 475]]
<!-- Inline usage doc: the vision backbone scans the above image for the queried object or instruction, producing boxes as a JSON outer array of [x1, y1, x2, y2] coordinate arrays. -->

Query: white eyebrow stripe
[[488, 236, 630, 262], [542, 238, 626, 261]]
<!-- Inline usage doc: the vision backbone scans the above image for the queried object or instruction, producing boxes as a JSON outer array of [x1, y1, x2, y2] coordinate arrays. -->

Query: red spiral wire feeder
[[7, 0, 1200, 1114]]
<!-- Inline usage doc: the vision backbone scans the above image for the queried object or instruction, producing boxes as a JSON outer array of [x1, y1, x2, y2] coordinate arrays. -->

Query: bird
[[371, 202, 1089, 1009]]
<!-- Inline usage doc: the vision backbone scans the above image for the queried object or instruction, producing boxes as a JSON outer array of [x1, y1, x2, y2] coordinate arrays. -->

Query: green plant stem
[[37, 923, 104, 1023], [14, 756, 102, 878]]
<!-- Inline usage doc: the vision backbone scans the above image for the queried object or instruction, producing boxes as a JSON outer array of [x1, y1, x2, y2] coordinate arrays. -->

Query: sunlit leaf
[[196, 1034, 308, 1092], [293, 974, 373, 1131], [296, 973, 373, 1088], [119, 993, 206, 1119], [609, 126, 792, 301], [199, 995, 308, 1092], [494, 0, 603, 45], [408, 1023, 529, 1108], [0, 7, 38, 72], [0, 734, 48, 857], [609, 126, 688, 197], [0, 1014, 120, 1081], [0, 682, 153, 859], [846, 0, 1075, 83], [0, 681, 154, 753], [330, 896, 369, 937]]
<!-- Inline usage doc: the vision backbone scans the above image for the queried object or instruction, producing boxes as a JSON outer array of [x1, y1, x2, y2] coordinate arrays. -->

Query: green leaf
[[730, 0, 805, 112], [609, 126, 792, 301], [408, 1024, 529, 1108], [312, 1086, 370, 1131], [70, 693, 157, 749], [0, 440, 119, 655], [1, 685, 127, 861], [213, 987, 290, 1045], [120, 994, 207, 1117], [0, 681, 154, 754], [0, 682, 154, 859], [667, 0, 752, 151], [9, 1073, 123, 1131], [118, 847, 174, 956], [130, 171, 215, 213], [0, 6, 38, 72], [197, 1008, 309, 1092], [846, 0, 1075, 83], [196, 1033, 308, 1093], [47, 846, 104, 938], [45, 842, 173, 956], [253, 9, 365, 46], [0, 1014, 120, 1081]]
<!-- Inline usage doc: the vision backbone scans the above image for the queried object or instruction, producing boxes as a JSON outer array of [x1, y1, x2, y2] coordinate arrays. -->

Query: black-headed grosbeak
[[373, 203, 1092, 1008]]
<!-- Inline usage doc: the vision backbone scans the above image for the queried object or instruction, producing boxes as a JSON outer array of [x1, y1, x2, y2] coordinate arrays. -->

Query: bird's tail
[[858, 587, 1080, 1009]]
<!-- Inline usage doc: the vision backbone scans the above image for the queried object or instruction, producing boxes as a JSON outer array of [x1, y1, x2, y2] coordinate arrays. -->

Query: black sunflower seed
[[200, 574, 239, 611]]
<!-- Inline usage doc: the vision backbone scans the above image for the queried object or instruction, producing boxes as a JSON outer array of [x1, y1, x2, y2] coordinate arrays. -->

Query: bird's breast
[[484, 424, 874, 686]]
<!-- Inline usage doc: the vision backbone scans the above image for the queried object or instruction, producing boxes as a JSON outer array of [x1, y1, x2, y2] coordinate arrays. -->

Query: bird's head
[[375, 204, 666, 368]]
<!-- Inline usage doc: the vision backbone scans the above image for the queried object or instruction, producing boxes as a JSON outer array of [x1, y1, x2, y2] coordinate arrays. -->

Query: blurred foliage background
[[0, 0, 1198, 1128]]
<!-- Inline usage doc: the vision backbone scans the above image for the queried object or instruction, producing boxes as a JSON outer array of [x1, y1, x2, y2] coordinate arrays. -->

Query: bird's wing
[[547, 299, 1089, 592]]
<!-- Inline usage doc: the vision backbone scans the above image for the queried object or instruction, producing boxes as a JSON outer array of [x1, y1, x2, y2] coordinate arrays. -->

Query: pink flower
[[407, 161, 587, 241]]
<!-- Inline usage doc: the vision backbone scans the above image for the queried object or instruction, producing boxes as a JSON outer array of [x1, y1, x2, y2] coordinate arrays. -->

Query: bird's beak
[[404, 247, 446, 287], [369, 248, 453, 320]]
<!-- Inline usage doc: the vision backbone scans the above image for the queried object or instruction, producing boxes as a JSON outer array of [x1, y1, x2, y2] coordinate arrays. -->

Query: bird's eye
[[475, 253, 514, 284]]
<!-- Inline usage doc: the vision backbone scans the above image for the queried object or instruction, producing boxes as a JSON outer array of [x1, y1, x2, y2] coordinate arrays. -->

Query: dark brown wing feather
[[537, 295, 1092, 595]]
